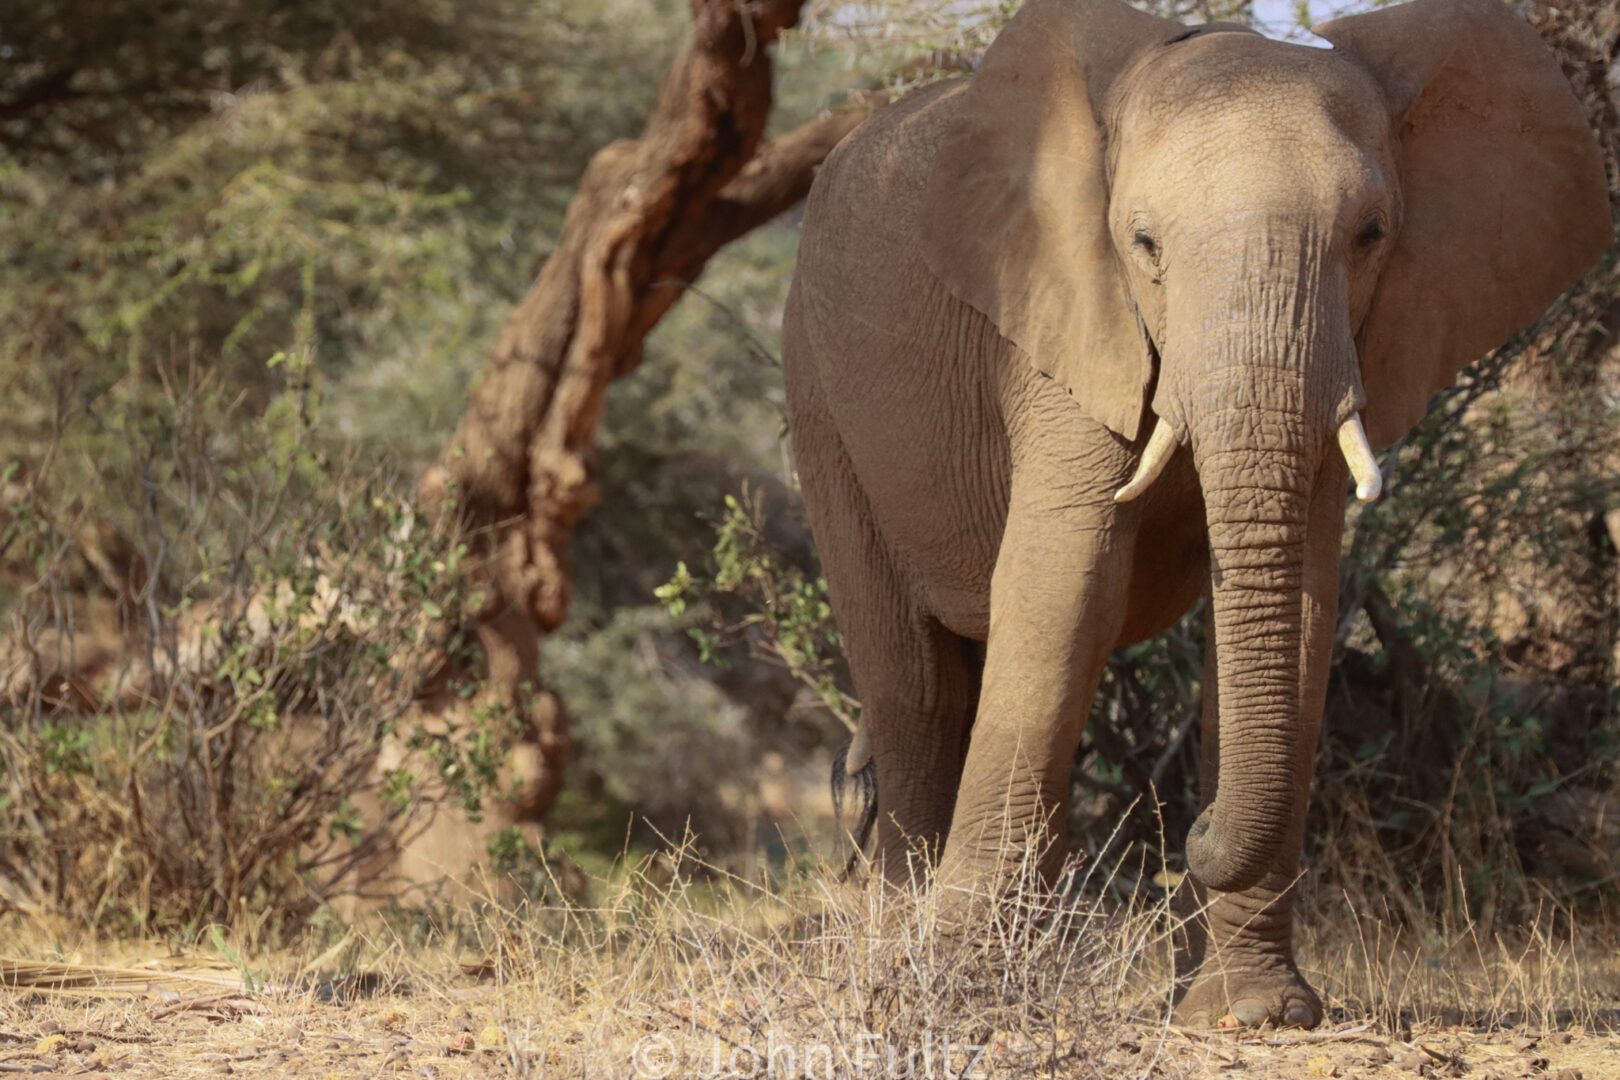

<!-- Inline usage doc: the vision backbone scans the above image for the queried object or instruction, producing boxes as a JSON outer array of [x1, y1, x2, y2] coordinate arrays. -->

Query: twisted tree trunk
[[419, 0, 870, 824]]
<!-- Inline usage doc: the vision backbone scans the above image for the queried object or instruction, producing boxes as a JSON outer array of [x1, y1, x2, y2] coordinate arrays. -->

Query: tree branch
[[681, 99, 881, 257], [419, 0, 826, 823], [0, 66, 79, 121]]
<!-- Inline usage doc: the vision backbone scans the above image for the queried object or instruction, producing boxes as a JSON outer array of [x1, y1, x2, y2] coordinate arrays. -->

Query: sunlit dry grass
[[5, 834, 1620, 1077], [1302, 891, 1620, 1038], [359, 838, 1190, 1077]]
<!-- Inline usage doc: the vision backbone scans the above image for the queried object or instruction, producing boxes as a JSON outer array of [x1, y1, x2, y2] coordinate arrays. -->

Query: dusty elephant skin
[[782, 0, 1608, 1031]]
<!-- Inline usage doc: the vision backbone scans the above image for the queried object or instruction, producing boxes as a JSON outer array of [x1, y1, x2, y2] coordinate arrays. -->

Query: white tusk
[[844, 723, 871, 776], [1337, 414, 1382, 503], [1114, 418, 1179, 503]]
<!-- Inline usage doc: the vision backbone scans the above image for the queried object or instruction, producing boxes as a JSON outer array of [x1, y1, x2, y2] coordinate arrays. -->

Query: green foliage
[[486, 827, 538, 875], [38, 722, 93, 777], [0, 0, 738, 926], [0, 350, 503, 933], [405, 698, 528, 820], [1, 0, 859, 915], [544, 222, 824, 862], [657, 490, 857, 731], [0, 0, 685, 476], [546, 606, 762, 854]]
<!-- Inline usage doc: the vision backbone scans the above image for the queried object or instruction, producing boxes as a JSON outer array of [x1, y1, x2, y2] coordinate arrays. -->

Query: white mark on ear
[[1251, 0, 1336, 49]]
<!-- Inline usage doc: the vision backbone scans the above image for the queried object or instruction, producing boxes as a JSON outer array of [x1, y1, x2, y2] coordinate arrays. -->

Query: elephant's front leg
[[1174, 461, 1348, 1030], [935, 482, 1132, 903]]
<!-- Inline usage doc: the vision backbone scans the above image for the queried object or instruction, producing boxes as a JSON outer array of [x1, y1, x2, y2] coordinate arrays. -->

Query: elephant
[[781, 0, 1608, 1029]]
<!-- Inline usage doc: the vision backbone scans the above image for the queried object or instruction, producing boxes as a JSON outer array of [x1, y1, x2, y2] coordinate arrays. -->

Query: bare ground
[[2, 988, 1618, 1078], [4, 856, 1618, 1078]]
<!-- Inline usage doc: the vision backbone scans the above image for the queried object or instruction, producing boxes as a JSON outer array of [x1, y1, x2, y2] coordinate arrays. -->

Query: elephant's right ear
[[920, 0, 1179, 441]]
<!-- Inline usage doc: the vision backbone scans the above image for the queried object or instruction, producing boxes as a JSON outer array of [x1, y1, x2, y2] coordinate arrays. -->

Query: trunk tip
[[1185, 807, 1276, 894]]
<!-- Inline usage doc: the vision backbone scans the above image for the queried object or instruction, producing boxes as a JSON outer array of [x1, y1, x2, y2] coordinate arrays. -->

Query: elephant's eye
[[1132, 229, 1159, 261], [1354, 216, 1385, 250]]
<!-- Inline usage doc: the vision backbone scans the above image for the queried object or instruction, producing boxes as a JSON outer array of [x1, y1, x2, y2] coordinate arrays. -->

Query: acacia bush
[[0, 0, 732, 930], [0, 352, 516, 934]]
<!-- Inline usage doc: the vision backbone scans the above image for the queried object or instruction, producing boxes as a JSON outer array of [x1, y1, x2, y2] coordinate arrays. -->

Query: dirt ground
[[2, 989, 1617, 1078], [6, 872, 1618, 1080]]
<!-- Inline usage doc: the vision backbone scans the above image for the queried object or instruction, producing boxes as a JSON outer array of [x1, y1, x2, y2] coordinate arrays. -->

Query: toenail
[[1284, 1001, 1317, 1027], [1229, 999, 1271, 1026]]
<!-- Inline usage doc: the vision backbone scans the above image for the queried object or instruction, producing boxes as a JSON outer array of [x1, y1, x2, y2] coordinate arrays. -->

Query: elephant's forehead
[[1118, 33, 1389, 153]]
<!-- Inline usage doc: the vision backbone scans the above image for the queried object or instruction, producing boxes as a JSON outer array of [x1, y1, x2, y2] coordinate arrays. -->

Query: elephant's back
[[792, 79, 969, 367], [803, 78, 967, 238]]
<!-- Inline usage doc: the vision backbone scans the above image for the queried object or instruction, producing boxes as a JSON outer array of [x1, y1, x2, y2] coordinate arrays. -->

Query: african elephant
[[782, 0, 1607, 1028]]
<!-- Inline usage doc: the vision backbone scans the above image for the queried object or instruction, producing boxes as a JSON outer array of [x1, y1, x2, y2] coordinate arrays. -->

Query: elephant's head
[[922, 0, 1608, 892]]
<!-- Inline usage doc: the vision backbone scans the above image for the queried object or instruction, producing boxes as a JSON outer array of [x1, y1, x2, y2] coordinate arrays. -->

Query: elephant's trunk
[[1155, 225, 1360, 893], [1182, 363, 1317, 894]]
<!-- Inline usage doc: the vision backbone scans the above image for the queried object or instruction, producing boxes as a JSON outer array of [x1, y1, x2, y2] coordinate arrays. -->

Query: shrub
[[0, 355, 500, 936]]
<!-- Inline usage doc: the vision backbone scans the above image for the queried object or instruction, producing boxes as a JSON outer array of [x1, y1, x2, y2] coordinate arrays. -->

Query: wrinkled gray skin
[[782, 0, 1607, 1029]]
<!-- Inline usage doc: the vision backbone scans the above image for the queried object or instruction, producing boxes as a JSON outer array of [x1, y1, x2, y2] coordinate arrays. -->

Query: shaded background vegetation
[[0, 0, 1616, 944]]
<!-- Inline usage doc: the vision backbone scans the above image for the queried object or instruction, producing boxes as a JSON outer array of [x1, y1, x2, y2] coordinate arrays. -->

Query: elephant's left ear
[[1318, 0, 1610, 449], [920, 0, 1182, 442]]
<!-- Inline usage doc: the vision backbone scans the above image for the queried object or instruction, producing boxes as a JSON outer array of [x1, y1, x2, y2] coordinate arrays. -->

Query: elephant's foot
[[1173, 963, 1322, 1030]]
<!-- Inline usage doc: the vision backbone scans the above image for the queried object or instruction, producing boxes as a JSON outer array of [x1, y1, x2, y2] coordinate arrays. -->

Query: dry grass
[[1303, 895, 1618, 1037], [3, 839, 1618, 1079]]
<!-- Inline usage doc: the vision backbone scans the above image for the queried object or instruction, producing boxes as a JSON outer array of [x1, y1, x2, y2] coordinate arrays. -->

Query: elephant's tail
[[831, 728, 876, 880]]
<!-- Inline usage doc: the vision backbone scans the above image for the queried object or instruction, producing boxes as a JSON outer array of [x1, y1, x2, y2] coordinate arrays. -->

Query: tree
[[419, 0, 873, 823], [0, 0, 710, 923]]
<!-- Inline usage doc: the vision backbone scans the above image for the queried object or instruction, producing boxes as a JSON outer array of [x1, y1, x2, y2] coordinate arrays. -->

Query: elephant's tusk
[[844, 723, 871, 775], [1114, 418, 1178, 503], [1337, 414, 1382, 503]]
